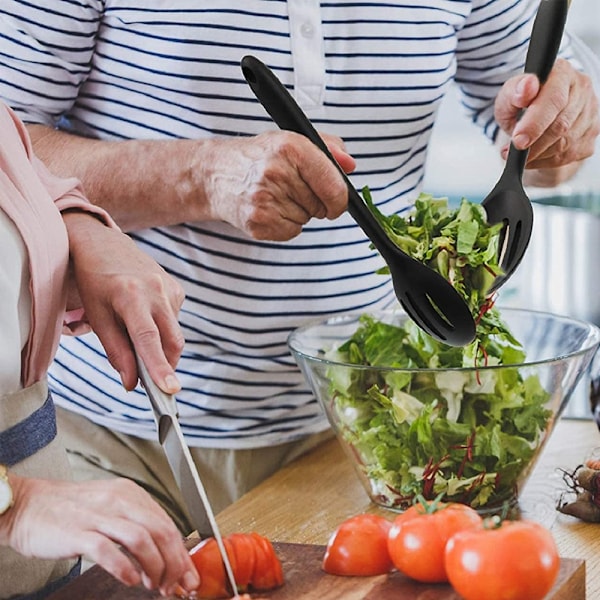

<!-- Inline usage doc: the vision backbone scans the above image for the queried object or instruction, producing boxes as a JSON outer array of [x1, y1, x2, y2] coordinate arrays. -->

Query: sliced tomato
[[322, 513, 394, 576], [226, 533, 256, 590], [188, 537, 228, 598], [249, 532, 284, 590], [185, 532, 283, 599]]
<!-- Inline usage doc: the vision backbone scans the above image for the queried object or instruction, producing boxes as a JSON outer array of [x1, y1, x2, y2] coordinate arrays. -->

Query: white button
[[300, 21, 315, 38]]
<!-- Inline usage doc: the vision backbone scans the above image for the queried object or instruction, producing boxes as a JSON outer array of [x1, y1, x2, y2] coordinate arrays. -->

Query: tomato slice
[[226, 533, 256, 590], [249, 532, 284, 590], [322, 513, 394, 576], [188, 537, 229, 598]]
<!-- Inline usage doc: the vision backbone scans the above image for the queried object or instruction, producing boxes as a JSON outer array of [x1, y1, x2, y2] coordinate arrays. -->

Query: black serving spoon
[[483, 0, 569, 294], [241, 55, 476, 346]]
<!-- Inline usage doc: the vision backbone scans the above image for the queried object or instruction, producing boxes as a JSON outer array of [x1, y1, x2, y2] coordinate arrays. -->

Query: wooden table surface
[[216, 417, 600, 598]]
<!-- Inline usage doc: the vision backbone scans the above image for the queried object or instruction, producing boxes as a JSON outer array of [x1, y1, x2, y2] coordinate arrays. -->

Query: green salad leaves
[[324, 192, 552, 510], [363, 189, 504, 317]]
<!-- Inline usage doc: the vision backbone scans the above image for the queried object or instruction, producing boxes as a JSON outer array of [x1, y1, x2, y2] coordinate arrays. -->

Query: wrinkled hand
[[198, 130, 356, 240], [495, 58, 600, 186], [0, 475, 199, 596], [63, 212, 185, 393]]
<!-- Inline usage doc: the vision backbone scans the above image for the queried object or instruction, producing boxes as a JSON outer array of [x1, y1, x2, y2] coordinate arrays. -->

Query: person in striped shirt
[[0, 1, 597, 536]]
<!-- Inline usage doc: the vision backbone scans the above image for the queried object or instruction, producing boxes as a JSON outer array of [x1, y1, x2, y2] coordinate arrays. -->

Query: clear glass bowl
[[288, 308, 600, 514]]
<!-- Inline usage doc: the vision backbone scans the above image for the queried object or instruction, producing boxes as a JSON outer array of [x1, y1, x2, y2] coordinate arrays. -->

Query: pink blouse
[[0, 103, 113, 388]]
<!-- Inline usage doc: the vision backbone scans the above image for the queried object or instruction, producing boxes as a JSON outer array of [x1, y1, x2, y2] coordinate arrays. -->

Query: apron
[[0, 380, 80, 600]]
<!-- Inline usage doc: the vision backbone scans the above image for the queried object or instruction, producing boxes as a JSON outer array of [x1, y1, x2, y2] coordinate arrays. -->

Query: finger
[[270, 176, 321, 223], [86, 307, 139, 390], [78, 532, 143, 588], [94, 517, 169, 588], [156, 539, 197, 595], [283, 134, 348, 219], [130, 325, 181, 394], [518, 93, 583, 158], [511, 60, 581, 150], [109, 289, 183, 392], [495, 73, 540, 134], [267, 153, 332, 221], [93, 502, 197, 594], [140, 316, 185, 394], [526, 99, 598, 168], [243, 169, 323, 240], [157, 312, 186, 371], [321, 132, 357, 174]]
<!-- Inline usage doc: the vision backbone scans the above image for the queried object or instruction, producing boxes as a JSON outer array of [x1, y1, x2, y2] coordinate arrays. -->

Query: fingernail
[[164, 374, 181, 393], [512, 134, 530, 149], [141, 573, 153, 589], [183, 570, 200, 591]]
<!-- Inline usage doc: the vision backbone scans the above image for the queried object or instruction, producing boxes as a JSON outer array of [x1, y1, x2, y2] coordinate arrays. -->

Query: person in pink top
[[0, 102, 199, 599]]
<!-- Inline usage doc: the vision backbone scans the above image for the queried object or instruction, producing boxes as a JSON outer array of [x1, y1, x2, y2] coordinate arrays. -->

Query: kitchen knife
[[135, 354, 239, 596]]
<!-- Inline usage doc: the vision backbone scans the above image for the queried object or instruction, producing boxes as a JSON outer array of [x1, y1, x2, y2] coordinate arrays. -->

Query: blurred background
[[423, 0, 600, 418]]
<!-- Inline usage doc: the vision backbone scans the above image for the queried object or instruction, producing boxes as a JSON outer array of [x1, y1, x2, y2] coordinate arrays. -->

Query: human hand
[[495, 58, 600, 185], [196, 130, 356, 240], [63, 211, 185, 393], [0, 475, 199, 596]]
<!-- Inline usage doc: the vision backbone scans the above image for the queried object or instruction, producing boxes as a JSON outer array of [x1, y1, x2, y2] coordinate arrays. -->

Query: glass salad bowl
[[288, 308, 600, 514]]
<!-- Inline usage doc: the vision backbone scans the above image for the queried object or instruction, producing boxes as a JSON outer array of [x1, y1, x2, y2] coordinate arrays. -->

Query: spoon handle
[[524, 0, 569, 84], [505, 0, 569, 181], [241, 55, 398, 261]]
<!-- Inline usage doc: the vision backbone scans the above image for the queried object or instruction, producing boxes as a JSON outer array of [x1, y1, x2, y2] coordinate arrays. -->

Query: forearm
[[27, 124, 216, 232]]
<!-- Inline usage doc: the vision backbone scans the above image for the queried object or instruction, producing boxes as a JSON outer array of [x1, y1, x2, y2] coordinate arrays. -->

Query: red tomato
[[387, 501, 482, 583], [186, 532, 283, 598], [322, 513, 394, 576], [444, 518, 560, 600]]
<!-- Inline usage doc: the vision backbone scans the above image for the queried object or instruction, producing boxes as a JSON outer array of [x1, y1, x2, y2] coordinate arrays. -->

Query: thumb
[[495, 73, 541, 136]]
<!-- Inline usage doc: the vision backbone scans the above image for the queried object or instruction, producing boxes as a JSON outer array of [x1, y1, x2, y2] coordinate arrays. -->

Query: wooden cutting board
[[48, 542, 585, 600]]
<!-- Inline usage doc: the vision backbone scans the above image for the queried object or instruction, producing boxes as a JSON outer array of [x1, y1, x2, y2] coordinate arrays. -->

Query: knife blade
[[135, 354, 239, 596]]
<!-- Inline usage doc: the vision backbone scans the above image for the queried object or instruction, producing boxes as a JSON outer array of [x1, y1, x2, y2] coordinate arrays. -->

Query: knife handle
[[135, 354, 179, 419]]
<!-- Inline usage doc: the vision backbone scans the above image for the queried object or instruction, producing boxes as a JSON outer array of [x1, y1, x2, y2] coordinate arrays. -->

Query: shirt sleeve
[[24, 121, 119, 337], [0, 0, 104, 126]]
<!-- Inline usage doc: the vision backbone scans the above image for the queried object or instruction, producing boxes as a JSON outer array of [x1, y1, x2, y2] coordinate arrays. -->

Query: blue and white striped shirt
[[0, 0, 545, 448]]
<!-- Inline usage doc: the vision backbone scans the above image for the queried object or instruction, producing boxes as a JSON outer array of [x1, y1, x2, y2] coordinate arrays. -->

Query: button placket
[[287, 0, 325, 109]]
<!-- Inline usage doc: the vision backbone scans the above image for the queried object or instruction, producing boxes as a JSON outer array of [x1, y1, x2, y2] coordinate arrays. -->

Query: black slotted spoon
[[241, 55, 476, 346], [483, 0, 569, 294]]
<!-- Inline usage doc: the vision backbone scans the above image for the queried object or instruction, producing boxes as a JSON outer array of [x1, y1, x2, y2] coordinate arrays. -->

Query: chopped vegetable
[[178, 533, 283, 599]]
